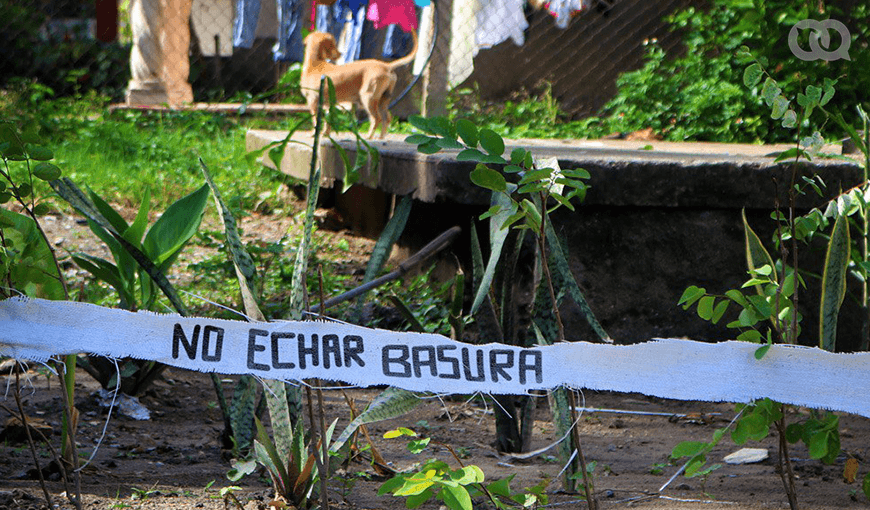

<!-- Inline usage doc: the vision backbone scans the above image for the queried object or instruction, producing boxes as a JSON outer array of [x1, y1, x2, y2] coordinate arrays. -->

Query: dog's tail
[[388, 29, 418, 70]]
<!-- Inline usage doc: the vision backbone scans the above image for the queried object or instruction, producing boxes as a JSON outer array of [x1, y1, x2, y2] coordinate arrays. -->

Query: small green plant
[[380, 427, 547, 510], [229, 418, 322, 509], [0, 120, 84, 509], [55, 182, 209, 395], [129, 485, 160, 501]]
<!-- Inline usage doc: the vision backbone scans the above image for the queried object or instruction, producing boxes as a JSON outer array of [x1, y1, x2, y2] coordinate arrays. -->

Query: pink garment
[[367, 0, 418, 31]]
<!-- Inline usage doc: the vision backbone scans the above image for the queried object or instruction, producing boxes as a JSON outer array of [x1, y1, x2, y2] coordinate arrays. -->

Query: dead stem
[[775, 411, 799, 510], [13, 369, 53, 509], [567, 390, 597, 510], [56, 359, 83, 510], [316, 264, 330, 510]]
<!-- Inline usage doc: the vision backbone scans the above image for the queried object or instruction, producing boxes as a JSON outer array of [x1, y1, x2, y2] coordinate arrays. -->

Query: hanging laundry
[[273, 0, 305, 61], [475, 0, 528, 54], [315, 0, 345, 40], [193, 0, 234, 56], [412, 1, 432, 75], [448, 0, 476, 87], [382, 23, 413, 59], [367, 0, 418, 31], [232, 0, 261, 48], [547, 0, 587, 29], [314, 0, 374, 63]]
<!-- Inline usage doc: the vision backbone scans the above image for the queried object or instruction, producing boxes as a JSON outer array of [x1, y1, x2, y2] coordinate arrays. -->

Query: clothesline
[[192, 0, 594, 62]]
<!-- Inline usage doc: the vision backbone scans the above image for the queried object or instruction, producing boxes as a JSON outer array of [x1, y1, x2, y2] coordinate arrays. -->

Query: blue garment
[[382, 24, 411, 59], [273, 0, 304, 62], [233, 0, 304, 61], [313, 0, 372, 63], [316, 3, 344, 41], [342, 1, 376, 63], [232, 0, 260, 48]]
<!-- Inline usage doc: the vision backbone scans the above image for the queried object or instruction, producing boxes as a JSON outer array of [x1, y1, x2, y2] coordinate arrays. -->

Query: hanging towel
[[273, 0, 305, 61], [232, 0, 261, 47], [367, 0, 418, 31], [547, 0, 587, 29], [475, 0, 527, 54], [193, 0, 234, 56]]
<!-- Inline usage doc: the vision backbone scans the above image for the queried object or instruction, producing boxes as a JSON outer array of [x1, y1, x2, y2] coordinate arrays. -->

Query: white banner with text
[[1, 297, 869, 417]]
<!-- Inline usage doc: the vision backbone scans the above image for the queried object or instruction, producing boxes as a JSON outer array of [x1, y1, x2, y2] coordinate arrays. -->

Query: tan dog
[[301, 30, 418, 139]]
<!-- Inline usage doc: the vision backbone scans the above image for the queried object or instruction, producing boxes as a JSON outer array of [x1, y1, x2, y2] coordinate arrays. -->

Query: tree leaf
[[405, 134, 432, 145], [771, 96, 789, 119], [469, 164, 507, 192], [455, 119, 479, 147], [743, 209, 776, 292], [742, 63, 763, 87], [439, 485, 473, 510], [469, 191, 513, 315], [456, 148, 484, 162], [479, 128, 505, 156], [32, 162, 61, 181], [697, 296, 715, 320]]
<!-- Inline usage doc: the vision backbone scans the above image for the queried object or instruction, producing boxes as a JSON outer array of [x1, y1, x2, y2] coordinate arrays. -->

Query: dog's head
[[304, 32, 342, 62]]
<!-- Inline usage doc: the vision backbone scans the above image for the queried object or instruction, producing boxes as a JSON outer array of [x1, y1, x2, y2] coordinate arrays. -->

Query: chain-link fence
[[0, 0, 691, 117]]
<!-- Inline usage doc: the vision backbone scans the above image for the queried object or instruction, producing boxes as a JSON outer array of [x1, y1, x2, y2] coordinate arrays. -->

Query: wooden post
[[421, 0, 452, 117], [126, 0, 193, 106], [95, 0, 118, 42]]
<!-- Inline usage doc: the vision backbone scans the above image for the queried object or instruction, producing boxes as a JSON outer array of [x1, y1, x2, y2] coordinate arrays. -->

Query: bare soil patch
[[2, 366, 869, 510]]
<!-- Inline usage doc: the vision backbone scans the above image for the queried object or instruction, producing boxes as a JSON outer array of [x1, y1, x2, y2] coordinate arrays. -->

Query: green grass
[[1, 85, 297, 212]]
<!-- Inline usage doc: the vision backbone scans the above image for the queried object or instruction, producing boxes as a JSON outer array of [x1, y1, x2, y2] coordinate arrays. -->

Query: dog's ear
[[320, 35, 341, 61]]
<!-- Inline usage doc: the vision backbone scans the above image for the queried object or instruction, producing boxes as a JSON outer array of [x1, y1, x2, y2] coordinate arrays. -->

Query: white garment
[[192, 0, 234, 56], [548, 0, 586, 29], [475, 0, 528, 54], [413, 3, 433, 75], [448, 0, 477, 87]]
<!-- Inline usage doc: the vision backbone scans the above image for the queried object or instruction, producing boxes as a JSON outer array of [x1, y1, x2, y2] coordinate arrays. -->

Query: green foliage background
[[598, 0, 870, 142]]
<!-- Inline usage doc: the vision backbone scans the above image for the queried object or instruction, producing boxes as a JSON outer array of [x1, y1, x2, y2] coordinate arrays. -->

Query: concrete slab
[[246, 129, 860, 208]]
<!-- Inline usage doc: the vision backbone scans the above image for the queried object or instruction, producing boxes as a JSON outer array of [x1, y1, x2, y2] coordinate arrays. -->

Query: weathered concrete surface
[[246, 129, 865, 348]]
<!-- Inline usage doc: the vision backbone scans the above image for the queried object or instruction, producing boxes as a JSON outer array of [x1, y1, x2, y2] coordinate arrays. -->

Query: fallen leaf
[[844, 457, 859, 483]]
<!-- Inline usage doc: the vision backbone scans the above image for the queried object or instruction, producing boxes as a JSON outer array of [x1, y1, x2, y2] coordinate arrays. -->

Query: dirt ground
[[2, 205, 870, 510], [2, 366, 870, 510]]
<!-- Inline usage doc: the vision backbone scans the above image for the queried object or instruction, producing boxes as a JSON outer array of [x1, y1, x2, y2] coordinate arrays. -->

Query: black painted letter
[[382, 345, 411, 377], [519, 351, 542, 384], [247, 328, 270, 371], [322, 334, 341, 369], [271, 332, 295, 369], [461, 348, 485, 382], [297, 334, 319, 369], [489, 349, 514, 382], [343, 335, 365, 367], [201, 325, 224, 362], [412, 345, 437, 378], [172, 324, 199, 360], [437, 345, 460, 379]]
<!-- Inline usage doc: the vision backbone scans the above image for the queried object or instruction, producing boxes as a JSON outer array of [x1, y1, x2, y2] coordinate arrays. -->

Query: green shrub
[[597, 0, 870, 142]]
